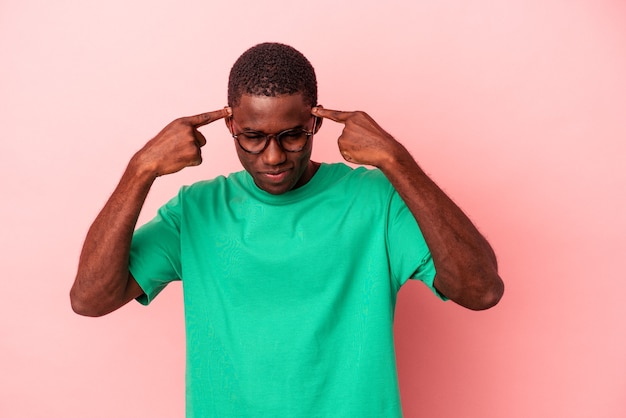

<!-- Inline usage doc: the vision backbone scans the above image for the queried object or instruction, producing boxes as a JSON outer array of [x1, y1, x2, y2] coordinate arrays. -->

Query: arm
[[70, 108, 231, 317], [312, 107, 504, 310]]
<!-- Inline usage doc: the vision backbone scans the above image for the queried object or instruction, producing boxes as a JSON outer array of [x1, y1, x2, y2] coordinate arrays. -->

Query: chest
[[178, 193, 390, 309]]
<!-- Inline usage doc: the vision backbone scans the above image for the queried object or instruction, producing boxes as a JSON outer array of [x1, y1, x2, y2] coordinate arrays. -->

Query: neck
[[294, 161, 321, 189]]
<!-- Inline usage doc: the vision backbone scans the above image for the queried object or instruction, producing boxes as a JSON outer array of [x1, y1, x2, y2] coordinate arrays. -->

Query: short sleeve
[[386, 189, 447, 300], [129, 192, 183, 305]]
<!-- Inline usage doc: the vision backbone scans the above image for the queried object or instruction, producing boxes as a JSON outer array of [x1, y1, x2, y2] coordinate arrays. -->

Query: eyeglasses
[[230, 117, 317, 154]]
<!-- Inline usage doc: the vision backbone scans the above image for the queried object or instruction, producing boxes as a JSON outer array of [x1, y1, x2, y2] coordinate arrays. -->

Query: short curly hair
[[227, 42, 317, 108]]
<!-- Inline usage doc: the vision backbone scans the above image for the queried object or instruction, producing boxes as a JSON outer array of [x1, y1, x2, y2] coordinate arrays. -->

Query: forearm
[[379, 144, 504, 310], [311, 107, 503, 308], [70, 110, 229, 316], [70, 155, 156, 316]]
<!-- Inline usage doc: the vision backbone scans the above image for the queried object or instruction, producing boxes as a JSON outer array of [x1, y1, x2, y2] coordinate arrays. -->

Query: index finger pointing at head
[[312, 107, 351, 123], [187, 107, 232, 127]]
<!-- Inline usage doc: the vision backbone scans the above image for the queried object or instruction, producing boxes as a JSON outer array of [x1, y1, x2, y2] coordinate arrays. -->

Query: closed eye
[[242, 131, 265, 139], [280, 130, 304, 138]]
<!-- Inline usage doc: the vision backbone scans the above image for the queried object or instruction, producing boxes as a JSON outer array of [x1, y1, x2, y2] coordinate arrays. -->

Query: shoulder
[[311, 163, 395, 208], [325, 163, 393, 190], [152, 171, 248, 213], [179, 171, 247, 197]]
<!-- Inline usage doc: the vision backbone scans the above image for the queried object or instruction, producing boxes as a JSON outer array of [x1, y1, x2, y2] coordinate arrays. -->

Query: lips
[[261, 170, 289, 183]]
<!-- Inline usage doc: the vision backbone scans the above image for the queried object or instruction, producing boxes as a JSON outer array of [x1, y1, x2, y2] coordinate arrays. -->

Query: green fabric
[[129, 163, 441, 417]]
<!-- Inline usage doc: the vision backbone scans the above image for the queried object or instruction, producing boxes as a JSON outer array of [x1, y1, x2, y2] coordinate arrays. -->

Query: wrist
[[377, 141, 411, 172], [128, 151, 160, 183]]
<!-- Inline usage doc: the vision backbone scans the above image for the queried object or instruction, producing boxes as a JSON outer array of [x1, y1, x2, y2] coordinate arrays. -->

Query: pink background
[[2, 0, 625, 417]]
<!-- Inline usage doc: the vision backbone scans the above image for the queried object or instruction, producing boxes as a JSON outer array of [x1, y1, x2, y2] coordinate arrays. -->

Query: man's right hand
[[133, 107, 232, 177], [70, 107, 232, 317]]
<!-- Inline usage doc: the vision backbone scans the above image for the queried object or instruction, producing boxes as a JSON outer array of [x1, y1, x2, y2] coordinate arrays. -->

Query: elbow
[[69, 286, 108, 317], [437, 270, 505, 311], [470, 278, 504, 310], [465, 273, 505, 311], [70, 296, 101, 317]]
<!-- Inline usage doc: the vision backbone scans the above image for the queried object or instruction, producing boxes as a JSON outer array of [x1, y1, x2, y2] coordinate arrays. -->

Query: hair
[[227, 42, 317, 108]]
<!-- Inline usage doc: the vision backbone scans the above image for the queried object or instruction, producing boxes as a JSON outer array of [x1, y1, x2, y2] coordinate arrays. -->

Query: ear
[[224, 114, 233, 134], [313, 104, 323, 133]]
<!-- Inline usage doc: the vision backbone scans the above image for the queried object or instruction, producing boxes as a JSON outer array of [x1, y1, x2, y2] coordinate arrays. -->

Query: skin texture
[[70, 94, 504, 316]]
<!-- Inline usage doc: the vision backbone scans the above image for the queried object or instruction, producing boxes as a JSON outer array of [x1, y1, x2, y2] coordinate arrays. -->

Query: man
[[71, 43, 503, 417]]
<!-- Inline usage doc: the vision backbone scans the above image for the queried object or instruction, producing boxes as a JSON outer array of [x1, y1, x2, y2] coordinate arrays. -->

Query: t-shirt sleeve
[[129, 193, 183, 305], [386, 188, 447, 300]]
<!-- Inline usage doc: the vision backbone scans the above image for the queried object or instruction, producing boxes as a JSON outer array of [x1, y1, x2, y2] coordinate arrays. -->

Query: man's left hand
[[312, 107, 404, 169]]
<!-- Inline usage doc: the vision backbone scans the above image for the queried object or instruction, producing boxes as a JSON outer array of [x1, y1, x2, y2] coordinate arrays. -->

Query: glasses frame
[[230, 116, 318, 154]]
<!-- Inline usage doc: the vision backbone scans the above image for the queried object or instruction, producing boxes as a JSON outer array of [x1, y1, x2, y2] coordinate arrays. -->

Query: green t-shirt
[[130, 163, 441, 417]]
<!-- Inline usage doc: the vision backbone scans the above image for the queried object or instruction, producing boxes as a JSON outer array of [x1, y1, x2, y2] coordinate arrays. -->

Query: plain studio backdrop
[[1, 0, 625, 417]]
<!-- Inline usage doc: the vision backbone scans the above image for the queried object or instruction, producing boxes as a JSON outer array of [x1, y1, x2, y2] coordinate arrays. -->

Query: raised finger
[[186, 107, 232, 127], [312, 107, 352, 123]]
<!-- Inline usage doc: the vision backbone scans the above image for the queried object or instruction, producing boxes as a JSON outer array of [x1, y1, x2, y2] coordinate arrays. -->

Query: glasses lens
[[277, 129, 309, 152], [237, 133, 266, 153]]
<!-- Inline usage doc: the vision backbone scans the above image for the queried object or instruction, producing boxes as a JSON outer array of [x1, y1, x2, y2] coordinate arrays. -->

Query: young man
[[71, 43, 503, 417]]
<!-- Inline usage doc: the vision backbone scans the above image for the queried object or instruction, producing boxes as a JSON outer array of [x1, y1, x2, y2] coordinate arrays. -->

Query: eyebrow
[[240, 124, 306, 134]]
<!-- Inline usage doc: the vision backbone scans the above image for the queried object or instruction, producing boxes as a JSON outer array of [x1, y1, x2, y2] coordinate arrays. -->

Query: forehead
[[232, 93, 311, 131]]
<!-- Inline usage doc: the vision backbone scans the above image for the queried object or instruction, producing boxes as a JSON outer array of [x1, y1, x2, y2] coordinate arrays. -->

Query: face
[[228, 93, 320, 195]]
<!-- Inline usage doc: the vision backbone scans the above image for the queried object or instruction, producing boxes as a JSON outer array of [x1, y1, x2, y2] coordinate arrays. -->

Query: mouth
[[260, 169, 290, 183]]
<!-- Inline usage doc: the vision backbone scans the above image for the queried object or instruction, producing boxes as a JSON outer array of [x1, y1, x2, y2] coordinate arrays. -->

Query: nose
[[262, 136, 287, 166]]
